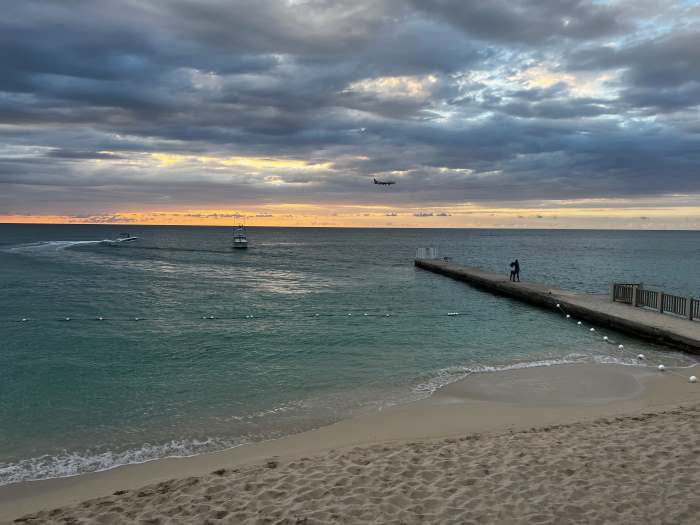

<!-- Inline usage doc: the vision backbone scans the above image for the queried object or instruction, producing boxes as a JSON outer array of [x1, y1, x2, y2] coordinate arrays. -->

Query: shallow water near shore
[[1, 225, 698, 485]]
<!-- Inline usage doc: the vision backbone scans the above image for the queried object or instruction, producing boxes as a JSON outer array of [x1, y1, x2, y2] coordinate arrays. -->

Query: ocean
[[1, 225, 698, 485]]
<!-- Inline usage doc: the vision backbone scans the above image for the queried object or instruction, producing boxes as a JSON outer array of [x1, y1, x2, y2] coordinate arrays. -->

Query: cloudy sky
[[1, 0, 699, 228]]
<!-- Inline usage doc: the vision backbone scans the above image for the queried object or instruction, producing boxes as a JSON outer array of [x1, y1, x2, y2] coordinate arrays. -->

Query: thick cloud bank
[[1, 0, 699, 216]]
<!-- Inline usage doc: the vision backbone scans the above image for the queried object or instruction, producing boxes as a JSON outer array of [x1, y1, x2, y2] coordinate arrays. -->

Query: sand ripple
[[11, 405, 700, 524]]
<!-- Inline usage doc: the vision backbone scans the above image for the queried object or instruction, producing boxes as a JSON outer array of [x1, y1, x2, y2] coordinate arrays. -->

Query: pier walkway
[[415, 258, 700, 354]]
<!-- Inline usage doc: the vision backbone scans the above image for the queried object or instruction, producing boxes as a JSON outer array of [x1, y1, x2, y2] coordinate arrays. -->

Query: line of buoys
[[11, 309, 473, 324], [557, 303, 697, 383]]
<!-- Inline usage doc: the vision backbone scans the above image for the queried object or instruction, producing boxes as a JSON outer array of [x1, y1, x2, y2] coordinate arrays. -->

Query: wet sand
[[4, 363, 700, 524]]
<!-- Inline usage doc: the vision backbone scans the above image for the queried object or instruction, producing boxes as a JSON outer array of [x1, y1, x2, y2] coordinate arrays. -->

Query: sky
[[1, 0, 699, 228]]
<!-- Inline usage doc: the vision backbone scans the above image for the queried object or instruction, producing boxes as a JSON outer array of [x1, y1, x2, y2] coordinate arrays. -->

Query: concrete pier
[[415, 258, 700, 354]]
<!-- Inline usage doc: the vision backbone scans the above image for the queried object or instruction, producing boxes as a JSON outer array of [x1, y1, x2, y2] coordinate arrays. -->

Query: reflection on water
[[1, 225, 699, 485]]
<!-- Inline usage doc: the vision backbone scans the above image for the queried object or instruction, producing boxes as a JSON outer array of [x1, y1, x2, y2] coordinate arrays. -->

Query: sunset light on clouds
[[2, 0, 700, 228]]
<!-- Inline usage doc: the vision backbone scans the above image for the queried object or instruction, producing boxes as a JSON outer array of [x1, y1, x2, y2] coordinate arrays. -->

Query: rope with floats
[[554, 302, 698, 383]]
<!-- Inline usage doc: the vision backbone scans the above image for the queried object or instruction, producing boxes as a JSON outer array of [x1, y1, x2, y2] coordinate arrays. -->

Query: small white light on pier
[[658, 364, 666, 372], [556, 303, 560, 308], [637, 354, 645, 360], [689, 376, 697, 383], [577, 321, 582, 326], [603, 336, 608, 341], [566, 314, 571, 319], [590, 328, 596, 332], [618, 344, 624, 350]]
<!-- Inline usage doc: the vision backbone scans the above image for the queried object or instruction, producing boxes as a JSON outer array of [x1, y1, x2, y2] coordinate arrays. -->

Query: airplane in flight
[[373, 178, 396, 186]]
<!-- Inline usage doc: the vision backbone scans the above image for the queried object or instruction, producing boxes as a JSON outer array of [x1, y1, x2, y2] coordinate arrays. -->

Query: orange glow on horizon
[[2, 203, 700, 229]]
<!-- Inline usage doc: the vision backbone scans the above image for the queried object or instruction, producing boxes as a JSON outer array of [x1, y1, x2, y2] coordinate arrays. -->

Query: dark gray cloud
[[1, 0, 699, 215], [409, 0, 630, 45]]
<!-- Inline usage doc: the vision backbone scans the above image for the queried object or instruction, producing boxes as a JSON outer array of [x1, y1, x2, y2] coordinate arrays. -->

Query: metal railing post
[[689, 297, 694, 321], [658, 292, 665, 314], [632, 285, 639, 307]]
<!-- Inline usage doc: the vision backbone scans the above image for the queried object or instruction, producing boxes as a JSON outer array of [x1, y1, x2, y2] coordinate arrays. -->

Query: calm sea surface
[[1, 225, 698, 485]]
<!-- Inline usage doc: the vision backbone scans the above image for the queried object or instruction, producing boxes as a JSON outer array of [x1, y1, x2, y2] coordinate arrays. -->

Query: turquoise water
[[1, 225, 698, 485]]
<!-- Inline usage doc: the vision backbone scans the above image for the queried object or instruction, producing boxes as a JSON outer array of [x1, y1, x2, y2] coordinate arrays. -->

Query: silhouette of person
[[509, 261, 515, 281], [513, 259, 520, 282]]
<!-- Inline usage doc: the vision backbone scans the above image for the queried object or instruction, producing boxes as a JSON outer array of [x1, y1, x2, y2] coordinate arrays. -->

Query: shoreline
[[4, 362, 700, 522]]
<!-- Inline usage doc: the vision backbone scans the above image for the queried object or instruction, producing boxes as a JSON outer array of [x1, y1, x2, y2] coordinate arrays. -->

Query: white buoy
[[134, 317, 140, 321], [590, 328, 596, 332], [202, 316, 207, 319], [385, 313, 391, 317], [566, 314, 571, 319], [97, 317, 104, 321], [21, 318, 27, 322], [348, 313, 352, 316], [577, 321, 582, 326], [65, 317, 71, 321], [603, 336, 608, 341], [364, 313, 368, 316], [618, 344, 624, 350], [637, 354, 645, 360], [658, 364, 666, 372], [689, 376, 697, 383], [208, 315, 214, 319]]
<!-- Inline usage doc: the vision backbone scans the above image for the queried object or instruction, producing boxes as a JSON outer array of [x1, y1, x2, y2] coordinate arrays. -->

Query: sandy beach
[[4, 363, 700, 524]]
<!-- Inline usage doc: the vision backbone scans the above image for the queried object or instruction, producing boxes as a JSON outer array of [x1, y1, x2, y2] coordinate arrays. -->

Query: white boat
[[232, 225, 248, 249], [101, 233, 139, 246]]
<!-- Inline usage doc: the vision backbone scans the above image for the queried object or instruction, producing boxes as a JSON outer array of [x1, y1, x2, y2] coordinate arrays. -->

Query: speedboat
[[232, 226, 248, 249], [101, 233, 139, 246]]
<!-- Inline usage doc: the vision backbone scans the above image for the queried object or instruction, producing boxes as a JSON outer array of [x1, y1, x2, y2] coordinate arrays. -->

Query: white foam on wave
[[411, 352, 652, 396], [0, 437, 244, 487]]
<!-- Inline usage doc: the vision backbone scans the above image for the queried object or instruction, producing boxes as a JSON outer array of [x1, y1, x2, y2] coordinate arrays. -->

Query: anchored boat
[[232, 225, 248, 249]]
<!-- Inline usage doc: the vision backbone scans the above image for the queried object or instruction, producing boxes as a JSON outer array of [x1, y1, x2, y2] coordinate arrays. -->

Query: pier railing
[[612, 283, 698, 321], [415, 247, 439, 259]]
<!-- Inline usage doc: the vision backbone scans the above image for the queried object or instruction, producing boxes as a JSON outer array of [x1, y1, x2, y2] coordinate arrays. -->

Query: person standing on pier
[[513, 259, 520, 282]]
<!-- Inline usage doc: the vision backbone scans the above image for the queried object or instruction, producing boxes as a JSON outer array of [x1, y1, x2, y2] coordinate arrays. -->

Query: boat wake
[[3, 240, 105, 254]]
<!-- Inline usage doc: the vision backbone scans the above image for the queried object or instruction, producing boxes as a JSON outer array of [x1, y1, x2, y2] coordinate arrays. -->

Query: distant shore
[[4, 363, 700, 523]]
